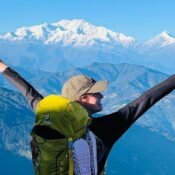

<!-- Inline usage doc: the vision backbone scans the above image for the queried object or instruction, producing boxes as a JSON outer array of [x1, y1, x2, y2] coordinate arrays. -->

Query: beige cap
[[61, 75, 108, 101]]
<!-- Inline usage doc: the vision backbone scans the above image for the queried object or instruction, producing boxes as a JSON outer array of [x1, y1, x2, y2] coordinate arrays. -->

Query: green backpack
[[31, 95, 92, 175]]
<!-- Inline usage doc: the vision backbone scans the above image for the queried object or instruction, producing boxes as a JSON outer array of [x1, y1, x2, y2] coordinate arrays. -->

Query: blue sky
[[0, 0, 175, 41]]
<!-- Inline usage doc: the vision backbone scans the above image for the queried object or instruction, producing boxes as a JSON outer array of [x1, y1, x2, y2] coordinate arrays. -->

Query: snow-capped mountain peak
[[0, 19, 135, 47], [50, 19, 136, 47], [159, 31, 175, 39], [14, 22, 55, 40], [53, 19, 91, 33], [144, 31, 175, 48]]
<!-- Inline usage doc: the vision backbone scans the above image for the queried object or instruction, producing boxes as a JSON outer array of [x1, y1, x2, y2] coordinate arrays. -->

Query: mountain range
[[0, 19, 175, 74]]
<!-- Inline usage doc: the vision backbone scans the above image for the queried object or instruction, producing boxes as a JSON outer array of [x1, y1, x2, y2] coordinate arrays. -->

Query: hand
[[0, 59, 8, 73]]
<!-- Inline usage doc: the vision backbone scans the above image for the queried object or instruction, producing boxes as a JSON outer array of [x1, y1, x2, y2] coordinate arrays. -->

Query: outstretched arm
[[118, 74, 175, 125], [0, 59, 43, 111], [90, 75, 175, 146]]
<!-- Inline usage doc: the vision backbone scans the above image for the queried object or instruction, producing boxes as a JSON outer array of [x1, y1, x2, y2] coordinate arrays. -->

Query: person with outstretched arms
[[0, 59, 175, 174]]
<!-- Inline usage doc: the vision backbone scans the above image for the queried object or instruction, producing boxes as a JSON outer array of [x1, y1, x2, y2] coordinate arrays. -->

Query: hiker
[[0, 59, 175, 175]]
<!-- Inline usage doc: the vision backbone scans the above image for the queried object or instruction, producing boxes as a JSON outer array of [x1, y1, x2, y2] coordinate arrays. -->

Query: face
[[77, 92, 104, 115]]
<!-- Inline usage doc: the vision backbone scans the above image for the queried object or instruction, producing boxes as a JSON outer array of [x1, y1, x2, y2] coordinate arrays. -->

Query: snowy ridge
[[143, 31, 175, 48], [1, 19, 175, 49], [1, 19, 175, 74], [0, 19, 135, 47]]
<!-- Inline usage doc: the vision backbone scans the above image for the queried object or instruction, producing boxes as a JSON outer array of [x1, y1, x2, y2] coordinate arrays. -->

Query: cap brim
[[87, 80, 108, 93]]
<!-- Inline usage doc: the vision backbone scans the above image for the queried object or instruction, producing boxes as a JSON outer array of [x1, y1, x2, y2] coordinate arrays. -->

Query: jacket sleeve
[[90, 75, 175, 146], [2, 67, 43, 111]]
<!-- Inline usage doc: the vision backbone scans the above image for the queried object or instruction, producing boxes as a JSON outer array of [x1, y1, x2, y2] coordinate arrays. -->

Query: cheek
[[86, 97, 97, 104]]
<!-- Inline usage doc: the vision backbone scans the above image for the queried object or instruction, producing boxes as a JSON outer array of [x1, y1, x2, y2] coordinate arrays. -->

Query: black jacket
[[3, 67, 175, 174]]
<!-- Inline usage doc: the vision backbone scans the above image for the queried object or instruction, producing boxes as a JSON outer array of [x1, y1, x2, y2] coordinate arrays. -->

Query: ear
[[76, 95, 87, 103]]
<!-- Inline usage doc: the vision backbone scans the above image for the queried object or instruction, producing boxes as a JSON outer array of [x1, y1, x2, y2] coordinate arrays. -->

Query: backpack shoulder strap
[[68, 137, 74, 175]]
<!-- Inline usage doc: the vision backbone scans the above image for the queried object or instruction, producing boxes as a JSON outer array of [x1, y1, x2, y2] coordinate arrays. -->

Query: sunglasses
[[85, 92, 103, 98]]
